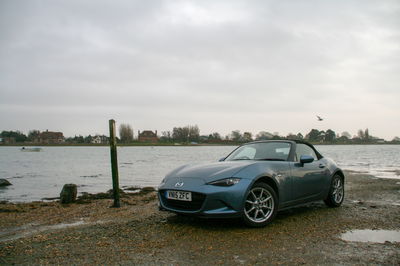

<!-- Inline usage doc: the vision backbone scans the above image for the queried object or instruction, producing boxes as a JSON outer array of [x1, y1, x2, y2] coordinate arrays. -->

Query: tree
[[84, 135, 93, 143], [341, 131, 351, 139], [286, 132, 304, 140], [0, 130, 27, 142], [286, 133, 297, 140], [188, 125, 200, 142], [256, 131, 273, 140], [65, 135, 84, 143], [357, 129, 365, 140], [324, 129, 336, 142], [28, 130, 40, 141], [306, 129, 324, 142], [230, 130, 242, 142], [172, 127, 188, 142], [355, 128, 373, 142], [160, 131, 172, 142], [242, 132, 253, 142], [171, 125, 199, 142], [208, 132, 222, 141], [364, 128, 369, 141], [296, 133, 304, 140], [119, 124, 133, 143]]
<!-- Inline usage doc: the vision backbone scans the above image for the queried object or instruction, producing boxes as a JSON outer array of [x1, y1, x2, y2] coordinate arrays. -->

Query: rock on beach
[[60, 184, 77, 204], [0, 179, 12, 187]]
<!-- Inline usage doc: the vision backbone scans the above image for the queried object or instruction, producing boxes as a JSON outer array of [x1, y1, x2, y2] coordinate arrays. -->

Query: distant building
[[138, 130, 158, 143], [37, 130, 64, 144], [91, 135, 109, 144]]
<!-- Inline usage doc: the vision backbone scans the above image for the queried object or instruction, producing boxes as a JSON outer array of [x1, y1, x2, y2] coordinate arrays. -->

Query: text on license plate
[[166, 190, 192, 201]]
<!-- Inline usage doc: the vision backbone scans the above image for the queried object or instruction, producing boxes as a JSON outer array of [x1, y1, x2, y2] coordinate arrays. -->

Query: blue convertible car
[[158, 140, 344, 227]]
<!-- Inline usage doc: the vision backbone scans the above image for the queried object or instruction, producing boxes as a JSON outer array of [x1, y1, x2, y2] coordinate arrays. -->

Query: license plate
[[166, 190, 192, 201]]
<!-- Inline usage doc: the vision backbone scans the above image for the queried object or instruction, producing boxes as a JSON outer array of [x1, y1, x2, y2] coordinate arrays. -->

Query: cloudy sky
[[1, 0, 399, 140]]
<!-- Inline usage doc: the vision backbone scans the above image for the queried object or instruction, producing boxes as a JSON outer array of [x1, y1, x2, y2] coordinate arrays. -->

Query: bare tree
[[161, 131, 172, 142], [357, 129, 365, 140], [172, 125, 200, 142], [364, 128, 369, 140], [119, 124, 133, 143], [188, 125, 200, 142]]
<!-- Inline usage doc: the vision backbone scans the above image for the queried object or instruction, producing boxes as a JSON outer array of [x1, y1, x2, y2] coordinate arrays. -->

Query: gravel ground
[[0, 171, 399, 265]]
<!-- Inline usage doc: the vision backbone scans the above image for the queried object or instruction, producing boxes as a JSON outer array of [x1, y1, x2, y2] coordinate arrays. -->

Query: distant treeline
[[157, 127, 399, 144], [1, 127, 399, 145]]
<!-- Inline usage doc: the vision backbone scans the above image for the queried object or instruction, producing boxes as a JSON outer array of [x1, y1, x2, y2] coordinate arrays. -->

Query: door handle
[[319, 164, 325, 168]]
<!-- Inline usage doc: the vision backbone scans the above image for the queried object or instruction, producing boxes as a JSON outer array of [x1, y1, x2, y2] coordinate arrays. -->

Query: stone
[[141, 186, 155, 192], [0, 179, 12, 187], [60, 184, 77, 204]]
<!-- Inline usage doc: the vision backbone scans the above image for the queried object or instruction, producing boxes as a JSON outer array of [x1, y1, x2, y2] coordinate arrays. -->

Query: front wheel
[[324, 174, 344, 207], [242, 182, 278, 227]]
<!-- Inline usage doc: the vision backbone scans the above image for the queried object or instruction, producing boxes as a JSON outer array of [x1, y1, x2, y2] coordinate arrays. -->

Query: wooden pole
[[109, 119, 120, 207]]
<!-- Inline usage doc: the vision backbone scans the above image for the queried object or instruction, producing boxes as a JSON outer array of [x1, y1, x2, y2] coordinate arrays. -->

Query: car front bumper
[[158, 177, 252, 218]]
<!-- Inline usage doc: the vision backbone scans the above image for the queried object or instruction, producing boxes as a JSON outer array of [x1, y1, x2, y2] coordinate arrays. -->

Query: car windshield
[[225, 142, 291, 161]]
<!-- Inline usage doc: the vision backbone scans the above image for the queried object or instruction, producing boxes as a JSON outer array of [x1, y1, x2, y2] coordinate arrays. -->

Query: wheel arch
[[253, 176, 279, 200], [333, 169, 345, 180]]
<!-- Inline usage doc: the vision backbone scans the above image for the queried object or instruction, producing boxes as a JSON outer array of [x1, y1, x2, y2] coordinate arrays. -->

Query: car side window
[[295, 144, 318, 162]]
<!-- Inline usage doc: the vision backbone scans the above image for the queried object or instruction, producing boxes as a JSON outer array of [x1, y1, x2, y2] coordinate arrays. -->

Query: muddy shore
[[0, 171, 399, 265]]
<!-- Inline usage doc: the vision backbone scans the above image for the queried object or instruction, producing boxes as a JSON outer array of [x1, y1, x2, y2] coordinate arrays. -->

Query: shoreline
[[1, 171, 399, 264], [1, 169, 400, 204], [1, 142, 399, 147], [2, 168, 400, 204]]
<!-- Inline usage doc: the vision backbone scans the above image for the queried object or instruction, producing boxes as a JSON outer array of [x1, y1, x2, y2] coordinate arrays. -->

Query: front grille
[[159, 190, 206, 211]]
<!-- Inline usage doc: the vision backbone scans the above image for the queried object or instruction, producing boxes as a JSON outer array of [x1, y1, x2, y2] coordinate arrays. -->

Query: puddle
[[341, 229, 400, 243]]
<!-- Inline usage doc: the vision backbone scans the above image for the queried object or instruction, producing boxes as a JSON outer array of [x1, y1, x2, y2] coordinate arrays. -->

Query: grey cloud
[[0, 0, 399, 139]]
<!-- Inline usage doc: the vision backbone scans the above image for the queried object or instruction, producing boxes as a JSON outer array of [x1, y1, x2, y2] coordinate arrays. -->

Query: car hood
[[166, 161, 256, 182]]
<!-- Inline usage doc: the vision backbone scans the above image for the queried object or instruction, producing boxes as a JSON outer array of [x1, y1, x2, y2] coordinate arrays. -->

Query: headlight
[[208, 178, 241, 186]]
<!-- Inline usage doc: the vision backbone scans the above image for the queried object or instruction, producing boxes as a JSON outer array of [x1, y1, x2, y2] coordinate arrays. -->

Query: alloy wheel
[[332, 177, 344, 203], [244, 187, 274, 223]]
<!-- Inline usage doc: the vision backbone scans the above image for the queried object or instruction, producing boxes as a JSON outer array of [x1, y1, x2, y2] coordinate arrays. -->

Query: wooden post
[[109, 119, 120, 207]]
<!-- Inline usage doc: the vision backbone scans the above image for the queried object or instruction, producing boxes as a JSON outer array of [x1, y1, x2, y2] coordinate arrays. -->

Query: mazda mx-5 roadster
[[158, 140, 345, 227]]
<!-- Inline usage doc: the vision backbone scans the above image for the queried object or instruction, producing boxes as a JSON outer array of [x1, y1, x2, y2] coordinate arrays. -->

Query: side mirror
[[300, 155, 314, 164], [218, 157, 226, 162]]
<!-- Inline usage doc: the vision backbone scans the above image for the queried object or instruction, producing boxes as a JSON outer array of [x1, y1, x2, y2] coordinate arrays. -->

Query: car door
[[290, 143, 328, 200]]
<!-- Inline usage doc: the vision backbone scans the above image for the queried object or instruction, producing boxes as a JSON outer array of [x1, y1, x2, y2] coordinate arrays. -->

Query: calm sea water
[[0, 145, 399, 202]]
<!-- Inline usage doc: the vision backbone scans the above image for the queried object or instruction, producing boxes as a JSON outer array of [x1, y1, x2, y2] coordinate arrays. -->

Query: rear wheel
[[324, 174, 344, 207], [242, 182, 278, 227]]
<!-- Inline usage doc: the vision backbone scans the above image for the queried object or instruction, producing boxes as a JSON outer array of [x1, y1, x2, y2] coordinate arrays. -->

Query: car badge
[[175, 182, 184, 188]]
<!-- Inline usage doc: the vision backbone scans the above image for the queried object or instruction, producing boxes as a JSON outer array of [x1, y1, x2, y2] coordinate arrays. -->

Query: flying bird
[[316, 115, 324, 121]]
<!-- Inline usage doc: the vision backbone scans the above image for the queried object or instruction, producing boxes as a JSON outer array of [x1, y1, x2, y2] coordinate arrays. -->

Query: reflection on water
[[0, 146, 234, 202], [317, 145, 400, 179], [341, 229, 400, 243], [0, 145, 399, 202]]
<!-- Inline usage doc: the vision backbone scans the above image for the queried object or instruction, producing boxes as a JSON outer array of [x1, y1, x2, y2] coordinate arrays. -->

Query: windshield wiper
[[256, 158, 286, 161]]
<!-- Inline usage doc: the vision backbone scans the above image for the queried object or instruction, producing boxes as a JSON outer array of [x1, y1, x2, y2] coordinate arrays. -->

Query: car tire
[[324, 174, 344, 207], [242, 182, 278, 227]]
